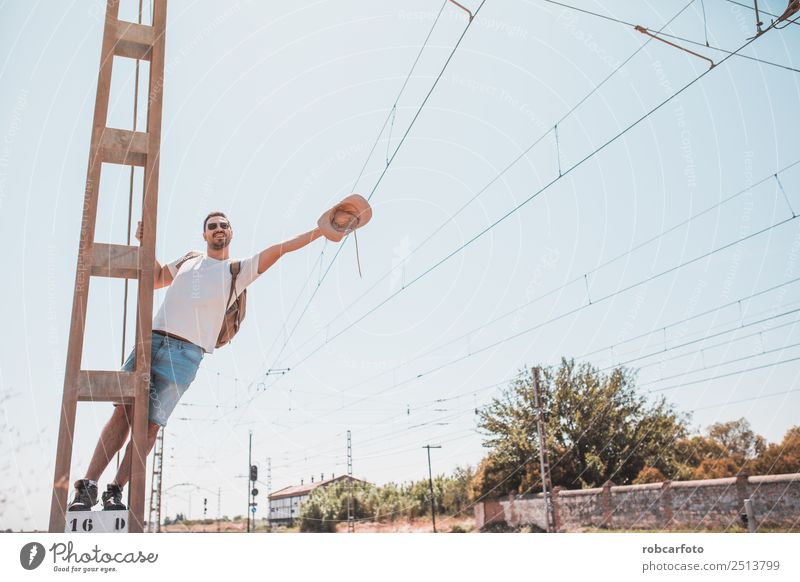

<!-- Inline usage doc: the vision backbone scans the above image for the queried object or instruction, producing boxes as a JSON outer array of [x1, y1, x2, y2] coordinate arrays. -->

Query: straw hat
[[317, 194, 373, 242]]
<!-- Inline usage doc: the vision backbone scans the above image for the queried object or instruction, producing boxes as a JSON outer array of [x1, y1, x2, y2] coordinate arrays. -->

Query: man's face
[[203, 216, 233, 250]]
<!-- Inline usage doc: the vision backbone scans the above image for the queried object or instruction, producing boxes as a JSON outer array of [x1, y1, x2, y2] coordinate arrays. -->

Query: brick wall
[[474, 473, 800, 531]]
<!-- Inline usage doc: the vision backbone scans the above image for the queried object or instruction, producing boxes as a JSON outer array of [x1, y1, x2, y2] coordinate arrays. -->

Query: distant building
[[268, 475, 366, 525]]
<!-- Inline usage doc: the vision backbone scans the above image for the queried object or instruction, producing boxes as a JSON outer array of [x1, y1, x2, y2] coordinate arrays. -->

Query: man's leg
[[67, 405, 133, 510], [102, 336, 201, 508], [84, 405, 133, 481], [111, 421, 161, 487]]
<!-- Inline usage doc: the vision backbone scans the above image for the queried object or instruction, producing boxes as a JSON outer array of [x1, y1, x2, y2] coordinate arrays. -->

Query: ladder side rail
[[49, 0, 123, 533], [128, 0, 168, 533]]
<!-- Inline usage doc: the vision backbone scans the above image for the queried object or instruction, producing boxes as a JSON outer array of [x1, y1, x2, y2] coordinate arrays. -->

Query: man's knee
[[148, 421, 161, 436]]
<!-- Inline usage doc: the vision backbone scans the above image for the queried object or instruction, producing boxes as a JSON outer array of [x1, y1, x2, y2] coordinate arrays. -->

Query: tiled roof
[[268, 475, 365, 500]]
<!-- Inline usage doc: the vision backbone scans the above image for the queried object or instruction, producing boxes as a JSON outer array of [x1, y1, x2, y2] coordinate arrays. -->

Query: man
[[67, 212, 323, 511]]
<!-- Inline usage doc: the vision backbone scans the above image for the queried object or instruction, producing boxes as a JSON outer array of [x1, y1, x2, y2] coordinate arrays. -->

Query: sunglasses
[[206, 222, 230, 231]]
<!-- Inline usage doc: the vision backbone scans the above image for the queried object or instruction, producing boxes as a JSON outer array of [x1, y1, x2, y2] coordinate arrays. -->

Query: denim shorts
[[121, 332, 204, 426]]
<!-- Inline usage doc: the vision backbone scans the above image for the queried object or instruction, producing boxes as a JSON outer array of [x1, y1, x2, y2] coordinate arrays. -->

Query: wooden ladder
[[48, 0, 168, 533]]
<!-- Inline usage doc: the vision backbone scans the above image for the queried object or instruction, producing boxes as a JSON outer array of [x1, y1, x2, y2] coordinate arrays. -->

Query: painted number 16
[[69, 517, 93, 532]]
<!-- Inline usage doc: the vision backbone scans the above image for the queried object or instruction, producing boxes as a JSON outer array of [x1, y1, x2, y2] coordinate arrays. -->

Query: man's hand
[[136, 220, 173, 289]]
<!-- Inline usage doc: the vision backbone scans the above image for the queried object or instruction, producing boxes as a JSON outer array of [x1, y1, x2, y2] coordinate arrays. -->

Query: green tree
[[441, 465, 474, 515], [298, 471, 477, 529], [673, 418, 767, 479], [708, 418, 766, 463], [633, 466, 667, 484], [299, 480, 364, 532], [468, 451, 527, 499], [691, 457, 740, 479], [473, 359, 689, 497], [673, 434, 728, 479]]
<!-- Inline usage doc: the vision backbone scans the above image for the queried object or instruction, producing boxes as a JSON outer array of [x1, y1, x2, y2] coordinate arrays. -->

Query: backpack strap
[[226, 260, 242, 308], [174, 251, 202, 272]]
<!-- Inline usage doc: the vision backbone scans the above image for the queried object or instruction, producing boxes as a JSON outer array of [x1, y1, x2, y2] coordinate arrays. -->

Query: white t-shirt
[[152, 251, 262, 353]]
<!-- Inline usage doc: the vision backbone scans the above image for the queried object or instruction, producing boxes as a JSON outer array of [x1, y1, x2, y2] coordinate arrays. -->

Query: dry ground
[[161, 515, 476, 533], [335, 516, 475, 533]]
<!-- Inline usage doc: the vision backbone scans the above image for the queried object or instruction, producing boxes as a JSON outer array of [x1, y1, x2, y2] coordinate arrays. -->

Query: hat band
[[330, 208, 362, 233]]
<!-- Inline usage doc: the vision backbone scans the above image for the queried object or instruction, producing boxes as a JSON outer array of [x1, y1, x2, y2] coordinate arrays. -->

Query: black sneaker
[[102, 484, 127, 511], [67, 479, 98, 511]]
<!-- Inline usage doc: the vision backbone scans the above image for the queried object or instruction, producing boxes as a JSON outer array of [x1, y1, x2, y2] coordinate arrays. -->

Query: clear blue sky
[[1, 0, 799, 530]]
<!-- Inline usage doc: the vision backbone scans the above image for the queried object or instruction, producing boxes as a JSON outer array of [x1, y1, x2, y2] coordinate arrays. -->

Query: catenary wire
[[266, 26, 771, 393], [260, 0, 490, 380], [286, 159, 800, 389], [283, 0, 702, 360]]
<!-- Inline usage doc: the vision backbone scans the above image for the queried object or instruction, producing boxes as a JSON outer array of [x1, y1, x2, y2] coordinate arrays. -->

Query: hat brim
[[318, 194, 372, 242]]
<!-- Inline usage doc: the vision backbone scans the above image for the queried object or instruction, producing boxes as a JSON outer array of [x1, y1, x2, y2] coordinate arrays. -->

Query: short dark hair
[[203, 211, 229, 231]]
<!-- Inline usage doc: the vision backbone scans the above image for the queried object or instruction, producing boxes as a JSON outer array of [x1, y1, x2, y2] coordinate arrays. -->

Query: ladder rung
[[113, 20, 155, 61], [77, 371, 136, 403], [99, 128, 148, 166], [90, 242, 140, 279]]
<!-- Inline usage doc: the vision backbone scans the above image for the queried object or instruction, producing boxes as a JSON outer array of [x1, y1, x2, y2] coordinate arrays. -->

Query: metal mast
[[147, 428, 165, 532], [347, 430, 355, 533], [532, 366, 555, 531]]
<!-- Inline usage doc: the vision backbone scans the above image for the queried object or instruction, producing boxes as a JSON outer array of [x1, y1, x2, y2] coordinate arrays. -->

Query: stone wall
[[474, 473, 800, 531]]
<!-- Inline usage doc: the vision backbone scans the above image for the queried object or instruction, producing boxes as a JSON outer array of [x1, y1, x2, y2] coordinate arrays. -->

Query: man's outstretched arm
[[258, 227, 323, 274]]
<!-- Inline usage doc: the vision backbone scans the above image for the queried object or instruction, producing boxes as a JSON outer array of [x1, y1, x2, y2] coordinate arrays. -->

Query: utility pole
[[532, 367, 555, 532], [347, 430, 354, 533], [422, 445, 442, 532], [248, 447, 259, 532], [247, 431, 252, 533], [266, 457, 271, 529], [753, 0, 765, 36], [147, 428, 165, 532], [216, 487, 221, 533]]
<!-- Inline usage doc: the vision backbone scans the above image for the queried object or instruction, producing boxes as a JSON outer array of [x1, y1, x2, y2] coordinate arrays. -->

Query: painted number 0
[[69, 518, 93, 532]]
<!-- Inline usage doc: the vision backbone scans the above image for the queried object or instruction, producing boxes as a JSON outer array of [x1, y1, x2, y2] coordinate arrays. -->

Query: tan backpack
[[175, 252, 247, 348]]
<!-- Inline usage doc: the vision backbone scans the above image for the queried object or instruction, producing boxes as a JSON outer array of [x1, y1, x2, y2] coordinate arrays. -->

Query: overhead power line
[[284, 0, 700, 361], [722, 0, 800, 28], [235, 237, 800, 453], [192, 271, 800, 468], [259, 0, 698, 386], [642, 338, 800, 387], [195, 6, 788, 466], [213, 291, 800, 472], [694, 387, 800, 410], [287, 210, 800, 407], [287, 158, 800, 381], [602, 308, 800, 374], [221, 235, 799, 465], [182, 321, 799, 496], [191, 3, 796, 428], [266, 26, 771, 388], [255, 0, 451, 375], [544, 0, 800, 72], [261, 0, 489, 380], [649, 353, 800, 393]]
